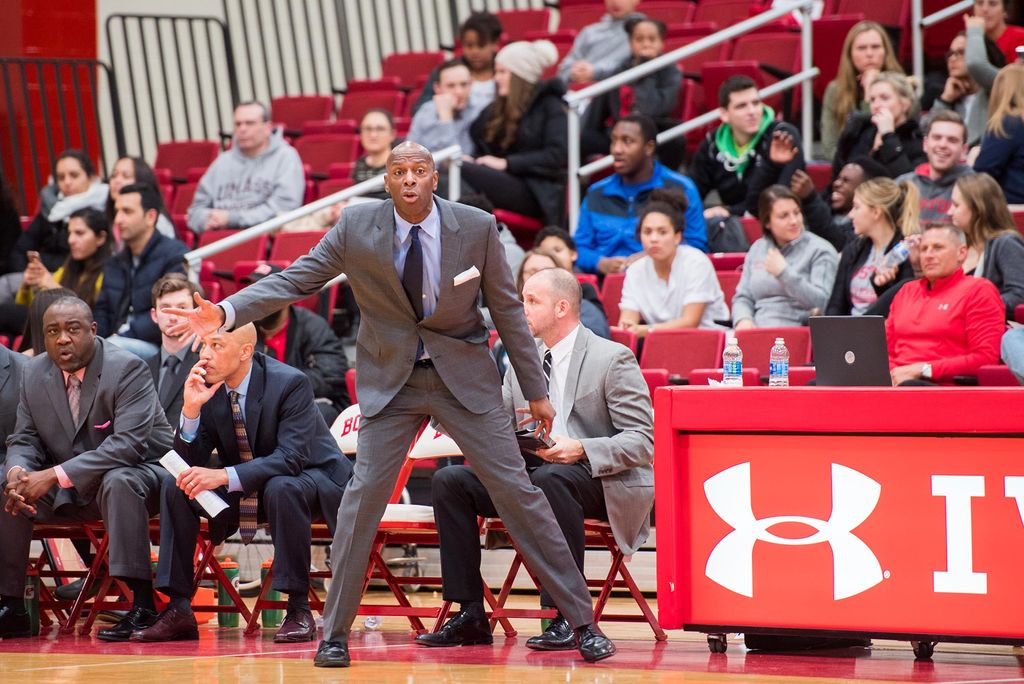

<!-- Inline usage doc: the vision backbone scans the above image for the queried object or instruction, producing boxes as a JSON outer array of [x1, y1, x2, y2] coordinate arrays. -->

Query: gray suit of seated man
[[419, 268, 654, 652], [0, 296, 172, 641]]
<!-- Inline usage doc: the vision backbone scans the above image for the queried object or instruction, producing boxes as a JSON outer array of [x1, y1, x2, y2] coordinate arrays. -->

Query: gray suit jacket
[[0, 346, 27, 463], [6, 338, 174, 507], [227, 197, 546, 417], [502, 326, 654, 555]]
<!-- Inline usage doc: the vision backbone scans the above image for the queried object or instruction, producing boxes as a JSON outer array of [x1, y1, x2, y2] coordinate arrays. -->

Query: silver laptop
[[809, 316, 892, 387]]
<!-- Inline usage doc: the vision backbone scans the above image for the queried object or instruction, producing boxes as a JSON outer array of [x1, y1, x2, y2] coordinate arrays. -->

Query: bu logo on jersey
[[704, 462, 883, 600]]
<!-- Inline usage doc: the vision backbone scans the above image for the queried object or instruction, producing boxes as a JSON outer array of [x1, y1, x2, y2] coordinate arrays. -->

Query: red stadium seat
[[1012, 211, 1024, 235], [735, 326, 812, 379], [716, 270, 742, 307], [557, 3, 608, 32], [740, 216, 762, 245], [688, 367, 762, 386], [302, 119, 358, 136], [337, 90, 406, 123], [610, 326, 639, 355], [154, 140, 220, 183], [807, 161, 833, 192], [978, 365, 1021, 386], [642, 367, 671, 394], [380, 51, 446, 85], [196, 230, 270, 295], [674, 34, 731, 79], [318, 177, 355, 199], [493, 209, 543, 249], [345, 368, 357, 403], [812, 15, 865, 100], [638, 0, 696, 24], [788, 365, 817, 385], [693, 0, 751, 30], [601, 272, 626, 326], [270, 230, 326, 261], [293, 134, 361, 178], [709, 252, 745, 270], [170, 182, 199, 246], [496, 8, 552, 40], [271, 95, 333, 135], [575, 272, 601, 299], [1015, 303, 1024, 324], [639, 328, 726, 379], [344, 77, 403, 92], [729, 32, 803, 117]]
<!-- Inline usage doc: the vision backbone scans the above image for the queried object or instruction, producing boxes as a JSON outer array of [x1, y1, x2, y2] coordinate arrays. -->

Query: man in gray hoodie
[[557, 0, 642, 85], [187, 101, 305, 234], [896, 110, 973, 226]]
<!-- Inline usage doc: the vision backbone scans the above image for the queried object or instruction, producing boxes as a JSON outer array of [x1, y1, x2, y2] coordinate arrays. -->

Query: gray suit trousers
[[0, 464, 161, 596], [322, 365, 594, 642]]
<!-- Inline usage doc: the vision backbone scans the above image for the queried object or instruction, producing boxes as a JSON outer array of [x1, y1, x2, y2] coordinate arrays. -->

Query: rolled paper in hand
[[160, 450, 229, 517]]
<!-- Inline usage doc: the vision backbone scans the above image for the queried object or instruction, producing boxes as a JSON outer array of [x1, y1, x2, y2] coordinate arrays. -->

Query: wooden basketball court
[[3, 593, 1023, 683]]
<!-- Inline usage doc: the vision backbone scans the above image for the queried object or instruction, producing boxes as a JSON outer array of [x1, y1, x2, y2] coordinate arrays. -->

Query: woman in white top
[[618, 188, 729, 336]]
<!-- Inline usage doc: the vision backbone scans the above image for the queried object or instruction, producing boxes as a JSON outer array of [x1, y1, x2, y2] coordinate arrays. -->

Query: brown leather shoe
[[274, 607, 316, 643], [129, 605, 199, 642]]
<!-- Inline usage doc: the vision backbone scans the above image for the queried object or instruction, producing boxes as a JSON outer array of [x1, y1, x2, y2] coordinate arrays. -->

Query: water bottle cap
[[774, 338, 784, 344], [727, 337, 738, 345]]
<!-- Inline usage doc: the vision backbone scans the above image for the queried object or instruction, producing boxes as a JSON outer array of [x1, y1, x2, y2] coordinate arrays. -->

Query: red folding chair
[[638, 328, 726, 380], [154, 140, 220, 183], [601, 272, 626, 326], [735, 326, 812, 380]]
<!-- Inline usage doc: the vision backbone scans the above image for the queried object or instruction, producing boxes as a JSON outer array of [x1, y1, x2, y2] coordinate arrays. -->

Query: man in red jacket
[[886, 224, 1005, 385]]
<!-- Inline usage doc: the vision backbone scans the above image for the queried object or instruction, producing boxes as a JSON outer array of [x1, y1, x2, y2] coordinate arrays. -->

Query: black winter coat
[[833, 112, 925, 180]]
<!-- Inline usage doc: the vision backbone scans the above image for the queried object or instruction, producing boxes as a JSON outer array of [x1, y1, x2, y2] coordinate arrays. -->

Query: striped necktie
[[67, 374, 82, 424], [543, 350, 552, 389], [229, 391, 259, 544]]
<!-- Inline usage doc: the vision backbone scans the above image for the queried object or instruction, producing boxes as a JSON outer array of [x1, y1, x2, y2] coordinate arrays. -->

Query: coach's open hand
[[163, 293, 226, 347]]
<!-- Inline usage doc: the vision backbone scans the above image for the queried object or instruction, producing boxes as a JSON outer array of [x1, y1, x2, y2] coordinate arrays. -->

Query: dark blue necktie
[[402, 225, 424, 320]]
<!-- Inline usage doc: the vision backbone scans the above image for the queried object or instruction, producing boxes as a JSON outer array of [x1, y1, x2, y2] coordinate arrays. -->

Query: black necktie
[[229, 391, 259, 544], [543, 350, 553, 389], [159, 355, 180, 406], [402, 225, 424, 320]]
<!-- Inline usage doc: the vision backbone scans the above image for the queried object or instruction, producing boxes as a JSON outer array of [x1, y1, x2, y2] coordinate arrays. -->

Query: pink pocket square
[[94, 420, 112, 429]]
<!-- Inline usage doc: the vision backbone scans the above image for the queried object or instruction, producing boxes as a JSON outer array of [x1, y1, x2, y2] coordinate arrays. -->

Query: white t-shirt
[[619, 246, 730, 330]]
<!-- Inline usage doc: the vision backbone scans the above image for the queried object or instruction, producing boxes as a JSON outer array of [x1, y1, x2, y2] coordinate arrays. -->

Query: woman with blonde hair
[[974, 64, 1024, 202], [826, 178, 919, 315], [948, 172, 1024, 317], [833, 71, 925, 179], [820, 21, 903, 161]]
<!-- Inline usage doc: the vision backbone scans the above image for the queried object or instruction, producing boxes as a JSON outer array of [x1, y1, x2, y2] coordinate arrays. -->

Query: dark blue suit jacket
[[174, 353, 352, 506]]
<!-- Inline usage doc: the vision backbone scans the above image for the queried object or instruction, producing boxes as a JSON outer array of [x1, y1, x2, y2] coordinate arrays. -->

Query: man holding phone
[[417, 268, 653, 657]]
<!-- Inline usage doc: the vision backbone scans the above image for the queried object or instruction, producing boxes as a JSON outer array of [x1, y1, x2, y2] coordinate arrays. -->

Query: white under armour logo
[[704, 462, 883, 600], [938, 303, 950, 311]]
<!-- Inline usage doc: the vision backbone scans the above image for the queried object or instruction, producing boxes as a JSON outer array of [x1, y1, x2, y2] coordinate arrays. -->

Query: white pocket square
[[453, 266, 481, 287]]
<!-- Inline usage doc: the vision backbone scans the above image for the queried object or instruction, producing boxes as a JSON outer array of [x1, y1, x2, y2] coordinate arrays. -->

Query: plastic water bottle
[[769, 337, 789, 387], [880, 240, 911, 270], [722, 337, 743, 387]]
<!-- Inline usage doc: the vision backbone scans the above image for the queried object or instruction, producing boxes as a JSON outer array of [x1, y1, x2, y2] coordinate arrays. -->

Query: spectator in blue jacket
[[94, 183, 188, 357], [574, 114, 706, 275]]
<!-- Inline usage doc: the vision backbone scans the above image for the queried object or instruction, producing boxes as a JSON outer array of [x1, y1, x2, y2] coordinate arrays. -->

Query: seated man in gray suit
[[1, 296, 172, 640], [131, 324, 352, 644], [420, 268, 654, 651]]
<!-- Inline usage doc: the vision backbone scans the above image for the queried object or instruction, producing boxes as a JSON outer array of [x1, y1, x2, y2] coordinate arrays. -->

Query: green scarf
[[713, 105, 775, 180]]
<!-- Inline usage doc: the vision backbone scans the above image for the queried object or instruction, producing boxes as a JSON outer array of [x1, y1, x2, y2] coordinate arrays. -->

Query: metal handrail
[[564, 0, 817, 231], [184, 144, 463, 275], [578, 69, 820, 179], [911, 0, 974, 84]]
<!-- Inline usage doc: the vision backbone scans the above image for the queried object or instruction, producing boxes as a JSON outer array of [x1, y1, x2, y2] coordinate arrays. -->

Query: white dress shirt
[[543, 324, 581, 438]]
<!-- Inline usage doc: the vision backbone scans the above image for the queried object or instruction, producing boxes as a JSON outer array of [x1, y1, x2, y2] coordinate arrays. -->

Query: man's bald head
[[530, 268, 582, 315], [198, 322, 258, 385], [387, 141, 434, 170]]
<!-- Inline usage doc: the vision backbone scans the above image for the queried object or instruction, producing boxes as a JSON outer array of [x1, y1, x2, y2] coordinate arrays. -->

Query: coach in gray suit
[[0, 345, 27, 466], [422, 268, 653, 651], [0, 296, 172, 641], [166, 142, 613, 667]]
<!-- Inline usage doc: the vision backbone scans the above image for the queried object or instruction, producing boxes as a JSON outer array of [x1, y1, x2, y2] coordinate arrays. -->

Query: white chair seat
[[381, 503, 435, 523]]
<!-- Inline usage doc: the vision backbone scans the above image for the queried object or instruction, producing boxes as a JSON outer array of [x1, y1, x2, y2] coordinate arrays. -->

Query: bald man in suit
[[165, 142, 614, 667]]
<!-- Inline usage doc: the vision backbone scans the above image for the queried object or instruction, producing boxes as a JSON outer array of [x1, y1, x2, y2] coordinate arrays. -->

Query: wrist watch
[[921, 363, 933, 379]]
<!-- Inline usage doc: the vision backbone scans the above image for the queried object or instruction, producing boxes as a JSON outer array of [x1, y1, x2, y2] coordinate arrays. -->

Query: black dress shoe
[[314, 640, 350, 668], [54, 578, 100, 602], [274, 607, 316, 643], [414, 607, 492, 647], [0, 604, 31, 639], [96, 606, 158, 642], [128, 605, 198, 642], [576, 624, 616, 662], [526, 614, 576, 651]]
